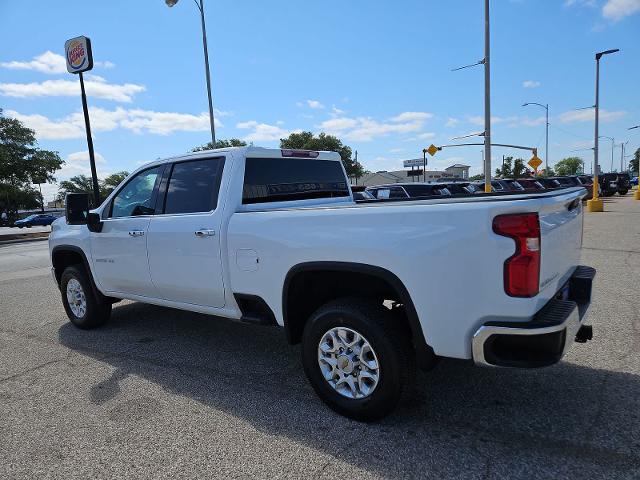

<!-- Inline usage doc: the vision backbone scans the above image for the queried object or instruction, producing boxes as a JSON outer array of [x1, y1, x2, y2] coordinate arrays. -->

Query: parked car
[[515, 178, 545, 192], [616, 173, 631, 195], [350, 185, 376, 201], [598, 173, 619, 197], [576, 175, 596, 200], [537, 177, 562, 189], [50, 146, 595, 421], [631, 176, 638, 186], [14, 213, 57, 228], [470, 179, 524, 193], [365, 183, 451, 199]]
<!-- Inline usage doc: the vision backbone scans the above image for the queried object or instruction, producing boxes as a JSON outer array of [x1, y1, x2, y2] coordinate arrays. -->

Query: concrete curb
[[0, 235, 49, 246]]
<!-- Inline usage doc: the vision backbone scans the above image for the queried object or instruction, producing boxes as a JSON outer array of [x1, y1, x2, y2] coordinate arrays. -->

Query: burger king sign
[[64, 36, 93, 74]]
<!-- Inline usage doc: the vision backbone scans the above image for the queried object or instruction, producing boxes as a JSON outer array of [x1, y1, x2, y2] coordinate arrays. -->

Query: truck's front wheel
[[60, 265, 111, 329], [301, 297, 415, 421]]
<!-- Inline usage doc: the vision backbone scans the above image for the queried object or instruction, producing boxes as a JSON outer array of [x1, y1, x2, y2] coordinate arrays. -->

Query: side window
[[164, 157, 224, 215], [388, 187, 407, 199], [110, 166, 163, 218]]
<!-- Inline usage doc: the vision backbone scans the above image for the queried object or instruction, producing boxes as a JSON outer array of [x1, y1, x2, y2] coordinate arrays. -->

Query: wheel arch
[[51, 245, 102, 298], [282, 261, 434, 368]]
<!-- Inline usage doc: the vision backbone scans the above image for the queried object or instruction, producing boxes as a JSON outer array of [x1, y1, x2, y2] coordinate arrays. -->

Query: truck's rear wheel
[[60, 265, 111, 329], [301, 297, 415, 421]]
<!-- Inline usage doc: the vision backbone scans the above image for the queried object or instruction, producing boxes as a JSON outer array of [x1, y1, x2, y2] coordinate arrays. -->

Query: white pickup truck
[[49, 147, 595, 420]]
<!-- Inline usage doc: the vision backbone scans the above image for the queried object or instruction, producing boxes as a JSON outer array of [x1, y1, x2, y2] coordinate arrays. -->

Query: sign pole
[[65, 35, 99, 205], [78, 72, 100, 205]]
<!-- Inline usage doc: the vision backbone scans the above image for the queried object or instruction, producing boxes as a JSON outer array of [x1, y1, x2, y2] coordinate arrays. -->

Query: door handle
[[128, 230, 145, 237], [194, 229, 216, 237]]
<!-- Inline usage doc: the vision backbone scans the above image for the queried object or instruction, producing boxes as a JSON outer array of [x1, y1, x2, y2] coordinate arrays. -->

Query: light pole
[[483, 0, 491, 193], [620, 140, 628, 173], [166, 0, 216, 146], [598, 135, 615, 172], [588, 48, 619, 212], [522, 102, 549, 172]]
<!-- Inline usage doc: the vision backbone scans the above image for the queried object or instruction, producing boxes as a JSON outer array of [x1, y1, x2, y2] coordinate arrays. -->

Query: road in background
[[0, 226, 50, 235], [0, 195, 639, 479]]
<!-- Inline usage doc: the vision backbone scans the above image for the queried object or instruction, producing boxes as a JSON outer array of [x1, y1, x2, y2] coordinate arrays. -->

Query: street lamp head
[[629, 125, 640, 130], [165, 0, 179, 7], [596, 48, 619, 60]]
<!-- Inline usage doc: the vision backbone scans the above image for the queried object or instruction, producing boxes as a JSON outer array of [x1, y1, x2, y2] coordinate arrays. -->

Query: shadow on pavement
[[58, 301, 640, 477]]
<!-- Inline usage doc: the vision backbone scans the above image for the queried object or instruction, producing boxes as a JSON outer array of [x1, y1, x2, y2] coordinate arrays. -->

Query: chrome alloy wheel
[[66, 278, 87, 318], [317, 327, 380, 399]]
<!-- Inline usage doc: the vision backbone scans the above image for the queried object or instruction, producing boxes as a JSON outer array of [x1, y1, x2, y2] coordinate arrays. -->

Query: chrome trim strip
[[472, 303, 581, 367]]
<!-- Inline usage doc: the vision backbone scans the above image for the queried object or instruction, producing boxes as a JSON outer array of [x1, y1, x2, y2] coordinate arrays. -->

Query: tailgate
[[538, 189, 584, 297]]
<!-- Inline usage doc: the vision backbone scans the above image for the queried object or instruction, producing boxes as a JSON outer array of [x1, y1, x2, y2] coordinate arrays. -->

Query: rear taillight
[[493, 213, 540, 297]]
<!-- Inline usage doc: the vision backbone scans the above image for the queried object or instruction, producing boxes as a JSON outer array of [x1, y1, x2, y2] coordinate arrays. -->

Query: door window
[[163, 158, 225, 214], [110, 166, 163, 218]]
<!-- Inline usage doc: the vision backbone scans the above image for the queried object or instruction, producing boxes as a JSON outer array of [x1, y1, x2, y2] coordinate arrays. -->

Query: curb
[[0, 235, 49, 246]]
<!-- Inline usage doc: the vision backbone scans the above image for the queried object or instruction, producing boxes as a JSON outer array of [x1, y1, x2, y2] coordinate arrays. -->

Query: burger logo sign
[[64, 36, 93, 74]]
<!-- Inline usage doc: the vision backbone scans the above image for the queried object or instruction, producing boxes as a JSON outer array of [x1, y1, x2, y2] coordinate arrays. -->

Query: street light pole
[[166, 0, 216, 146], [598, 136, 615, 172], [522, 102, 549, 172], [483, 0, 491, 194], [589, 48, 619, 212]]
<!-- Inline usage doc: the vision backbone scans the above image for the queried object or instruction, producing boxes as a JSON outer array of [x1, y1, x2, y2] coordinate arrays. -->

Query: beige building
[[354, 163, 470, 187]]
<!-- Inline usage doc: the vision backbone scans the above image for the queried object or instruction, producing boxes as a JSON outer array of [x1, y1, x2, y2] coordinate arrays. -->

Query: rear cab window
[[242, 157, 349, 204]]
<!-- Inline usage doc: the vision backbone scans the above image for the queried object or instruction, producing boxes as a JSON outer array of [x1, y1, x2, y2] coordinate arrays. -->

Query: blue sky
[[1, 0, 639, 200]]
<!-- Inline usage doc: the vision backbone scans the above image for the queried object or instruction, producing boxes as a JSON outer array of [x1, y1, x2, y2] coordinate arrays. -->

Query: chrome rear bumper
[[472, 265, 596, 368]]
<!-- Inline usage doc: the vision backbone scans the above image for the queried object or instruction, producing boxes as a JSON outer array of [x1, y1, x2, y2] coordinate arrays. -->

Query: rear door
[[146, 156, 227, 307]]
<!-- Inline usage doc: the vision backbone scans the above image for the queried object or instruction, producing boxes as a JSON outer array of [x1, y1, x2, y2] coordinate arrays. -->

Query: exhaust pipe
[[575, 325, 593, 343]]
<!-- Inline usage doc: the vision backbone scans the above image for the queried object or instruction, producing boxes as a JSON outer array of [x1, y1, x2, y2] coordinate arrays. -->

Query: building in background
[[356, 162, 470, 187]]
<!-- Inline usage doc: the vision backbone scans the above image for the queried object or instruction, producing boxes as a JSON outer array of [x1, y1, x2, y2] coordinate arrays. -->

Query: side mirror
[[65, 193, 89, 225], [65, 193, 103, 232]]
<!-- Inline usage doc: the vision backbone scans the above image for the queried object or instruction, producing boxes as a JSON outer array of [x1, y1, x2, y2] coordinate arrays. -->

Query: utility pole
[[588, 48, 619, 212], [483, 0, 491, 193]]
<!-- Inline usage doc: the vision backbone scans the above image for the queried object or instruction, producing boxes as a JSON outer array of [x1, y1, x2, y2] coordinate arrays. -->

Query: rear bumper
[[472, 265, 596, 368]]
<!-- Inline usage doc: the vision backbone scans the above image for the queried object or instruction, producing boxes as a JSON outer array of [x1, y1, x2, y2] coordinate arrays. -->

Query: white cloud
[[331, 105, 345, 116], [602, 0, 640, 19], [390, 111, 433, 122], [467, 115, 517, 126], [236, 120, 292, 142], [67, 151, 106, 164], [55, 151, 109, 179], [5, 107, 222, 140], [306, 100, 325, 109], [318, 111, 432, 142], [520, 116, 546, 127], [558, 109, 626, 123], [417, 132, 436, 139], [445, 117, 459, 128], [523, 80, 541, 88], [0, 78, 145, 102], [0, 51, 115, 74]]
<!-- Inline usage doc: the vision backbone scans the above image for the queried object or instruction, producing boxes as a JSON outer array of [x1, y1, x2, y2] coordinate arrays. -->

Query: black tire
[[60, 265, 111, 329], [18, 226, 23, 229], [618, 189, 628, 195], [26, 223, 32, 228], [301, 297, 416, 422]]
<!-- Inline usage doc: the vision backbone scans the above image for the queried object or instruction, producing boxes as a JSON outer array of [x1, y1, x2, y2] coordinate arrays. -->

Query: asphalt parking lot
[[1, 195, 639, 479]]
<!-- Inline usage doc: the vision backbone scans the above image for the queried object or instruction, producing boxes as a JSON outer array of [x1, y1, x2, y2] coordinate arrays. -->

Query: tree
[[0, 109, 63, 217], [192, 138, 247, 152], [103, 171, 129, 196], [630, 148, 639, 174], [279, 131, 364, 178], [495, 157, 513, 178], [512, 158, 530, 178], [58, 171, 129, 206], [554, 157, 583, 176], [469, 173, 484, 181]]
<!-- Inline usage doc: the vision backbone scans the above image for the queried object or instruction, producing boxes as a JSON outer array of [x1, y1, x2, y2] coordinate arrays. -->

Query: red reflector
[[281, 149, 319, 158], [493, 213, 540, 297]]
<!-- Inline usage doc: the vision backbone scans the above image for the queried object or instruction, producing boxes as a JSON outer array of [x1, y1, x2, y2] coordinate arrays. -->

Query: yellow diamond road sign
[[528, 155, 542, 170], [427, 144, 438, 156]]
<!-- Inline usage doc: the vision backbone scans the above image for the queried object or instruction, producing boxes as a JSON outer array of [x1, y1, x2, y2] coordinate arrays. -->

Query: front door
[[91, 165, 164, 297], [146, 157, 226, 307]]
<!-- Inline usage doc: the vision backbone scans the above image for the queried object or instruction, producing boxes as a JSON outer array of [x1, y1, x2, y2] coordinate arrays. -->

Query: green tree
[[554, 157, 583, 176], [512, 158, 530, 178], [0, 109, 63, 216], [279, 131, 364, 178], [58, 171, 129, 206], [630, 148, 639, 174], [495, 157, 513, 178], [469, 173, 484, 181], [102, 171, 129, 196], [192, 138, 248, 152]]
